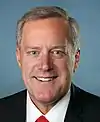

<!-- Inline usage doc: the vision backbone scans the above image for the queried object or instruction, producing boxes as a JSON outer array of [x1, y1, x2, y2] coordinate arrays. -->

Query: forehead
[[23, 17, 69, 29], [22, 17, 70, 34], [21, 17, 70, 46]]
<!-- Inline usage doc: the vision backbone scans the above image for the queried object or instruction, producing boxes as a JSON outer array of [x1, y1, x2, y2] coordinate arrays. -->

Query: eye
[[51, 50, 66, 58], [27, 50, 40, 57]]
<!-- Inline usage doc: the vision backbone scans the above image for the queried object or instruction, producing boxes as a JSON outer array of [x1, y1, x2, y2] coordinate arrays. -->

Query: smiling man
[[0, 6, 100, 122]]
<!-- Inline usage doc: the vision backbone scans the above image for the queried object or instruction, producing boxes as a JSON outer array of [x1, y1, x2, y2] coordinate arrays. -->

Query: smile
[[34, 76, 57, 82]]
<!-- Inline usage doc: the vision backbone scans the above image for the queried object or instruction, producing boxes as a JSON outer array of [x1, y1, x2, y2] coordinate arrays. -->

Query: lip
[[33, 76, 58, 82]]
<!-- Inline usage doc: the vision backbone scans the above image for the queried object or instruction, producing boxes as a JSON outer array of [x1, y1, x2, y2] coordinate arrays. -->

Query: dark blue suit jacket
[[0, 84, 100, 122]]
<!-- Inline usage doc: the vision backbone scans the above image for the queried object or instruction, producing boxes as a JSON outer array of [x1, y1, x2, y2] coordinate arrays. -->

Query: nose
[[38, 53, 53, 71]]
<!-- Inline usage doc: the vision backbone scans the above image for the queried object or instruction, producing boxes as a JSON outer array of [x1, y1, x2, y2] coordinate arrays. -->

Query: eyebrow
[[50, 45, 67, 50], [24, 46, 41, 50], [24, 45, 67, 51]]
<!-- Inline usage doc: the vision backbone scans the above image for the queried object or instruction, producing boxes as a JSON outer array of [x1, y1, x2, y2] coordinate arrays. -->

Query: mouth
[[33, 76, 58, 82]]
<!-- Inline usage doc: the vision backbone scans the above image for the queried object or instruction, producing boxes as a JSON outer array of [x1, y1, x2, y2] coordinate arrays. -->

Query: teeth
[[36, 77, 53, 82]]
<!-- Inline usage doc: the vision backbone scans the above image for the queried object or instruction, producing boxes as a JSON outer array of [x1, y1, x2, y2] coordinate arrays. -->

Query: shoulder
[[0, 90, 26, 109], [0, 90, 26, 121], [74, 84, 100, 102], [72, 84, 100, 115], [66, 84, 100, 122]]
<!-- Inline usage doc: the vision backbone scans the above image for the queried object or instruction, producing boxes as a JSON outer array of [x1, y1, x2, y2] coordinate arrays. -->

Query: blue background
[[0, 0, 100, 98]]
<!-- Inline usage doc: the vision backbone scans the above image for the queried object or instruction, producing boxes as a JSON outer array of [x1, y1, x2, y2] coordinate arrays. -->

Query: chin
[[36, 95, 56, 103]]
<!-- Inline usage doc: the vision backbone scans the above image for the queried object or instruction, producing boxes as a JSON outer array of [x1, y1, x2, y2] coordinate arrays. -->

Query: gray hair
[[16, 6, 80, 52]]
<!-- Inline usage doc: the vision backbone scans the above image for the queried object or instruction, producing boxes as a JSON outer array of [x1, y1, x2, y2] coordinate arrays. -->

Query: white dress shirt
[[26, 89, 70, 122]]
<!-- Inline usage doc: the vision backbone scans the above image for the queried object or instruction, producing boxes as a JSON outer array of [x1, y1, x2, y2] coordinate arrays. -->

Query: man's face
[[16, 18, 77, 105]]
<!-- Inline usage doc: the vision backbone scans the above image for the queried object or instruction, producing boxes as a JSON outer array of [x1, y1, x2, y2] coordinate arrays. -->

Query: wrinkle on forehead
[[21, 17, 73, 54], [22, 18, 70, 40]]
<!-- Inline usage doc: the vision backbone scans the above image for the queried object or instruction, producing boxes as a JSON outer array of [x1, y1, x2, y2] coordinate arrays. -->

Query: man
[[0, 6, 100, 122]]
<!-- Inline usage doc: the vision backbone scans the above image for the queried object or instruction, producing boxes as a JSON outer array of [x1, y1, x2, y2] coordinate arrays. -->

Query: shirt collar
[[26, 89, 70, 122]]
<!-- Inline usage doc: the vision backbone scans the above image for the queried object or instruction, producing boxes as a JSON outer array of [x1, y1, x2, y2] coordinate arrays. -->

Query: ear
[[16, 47, 21, 68], [73, 49, 80, 72]]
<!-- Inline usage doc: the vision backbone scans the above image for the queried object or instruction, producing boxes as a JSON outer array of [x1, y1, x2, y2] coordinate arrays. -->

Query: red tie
[[35, 115, 49, 122]]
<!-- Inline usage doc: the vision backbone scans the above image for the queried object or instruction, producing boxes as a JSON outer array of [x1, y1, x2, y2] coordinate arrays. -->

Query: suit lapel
[[64, 84, 83, 122]]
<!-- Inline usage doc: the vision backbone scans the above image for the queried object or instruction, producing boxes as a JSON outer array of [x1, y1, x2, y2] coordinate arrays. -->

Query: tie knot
[[36, 115, 49, 122]]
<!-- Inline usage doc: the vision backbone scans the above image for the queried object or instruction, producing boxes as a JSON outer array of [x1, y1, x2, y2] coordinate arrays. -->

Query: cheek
[[21, 58, 36, 92], [55, 58, 71, 75], [21, 56, 35, 83], [53, 59, 71, 94], [54, 58, 72, 85]]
